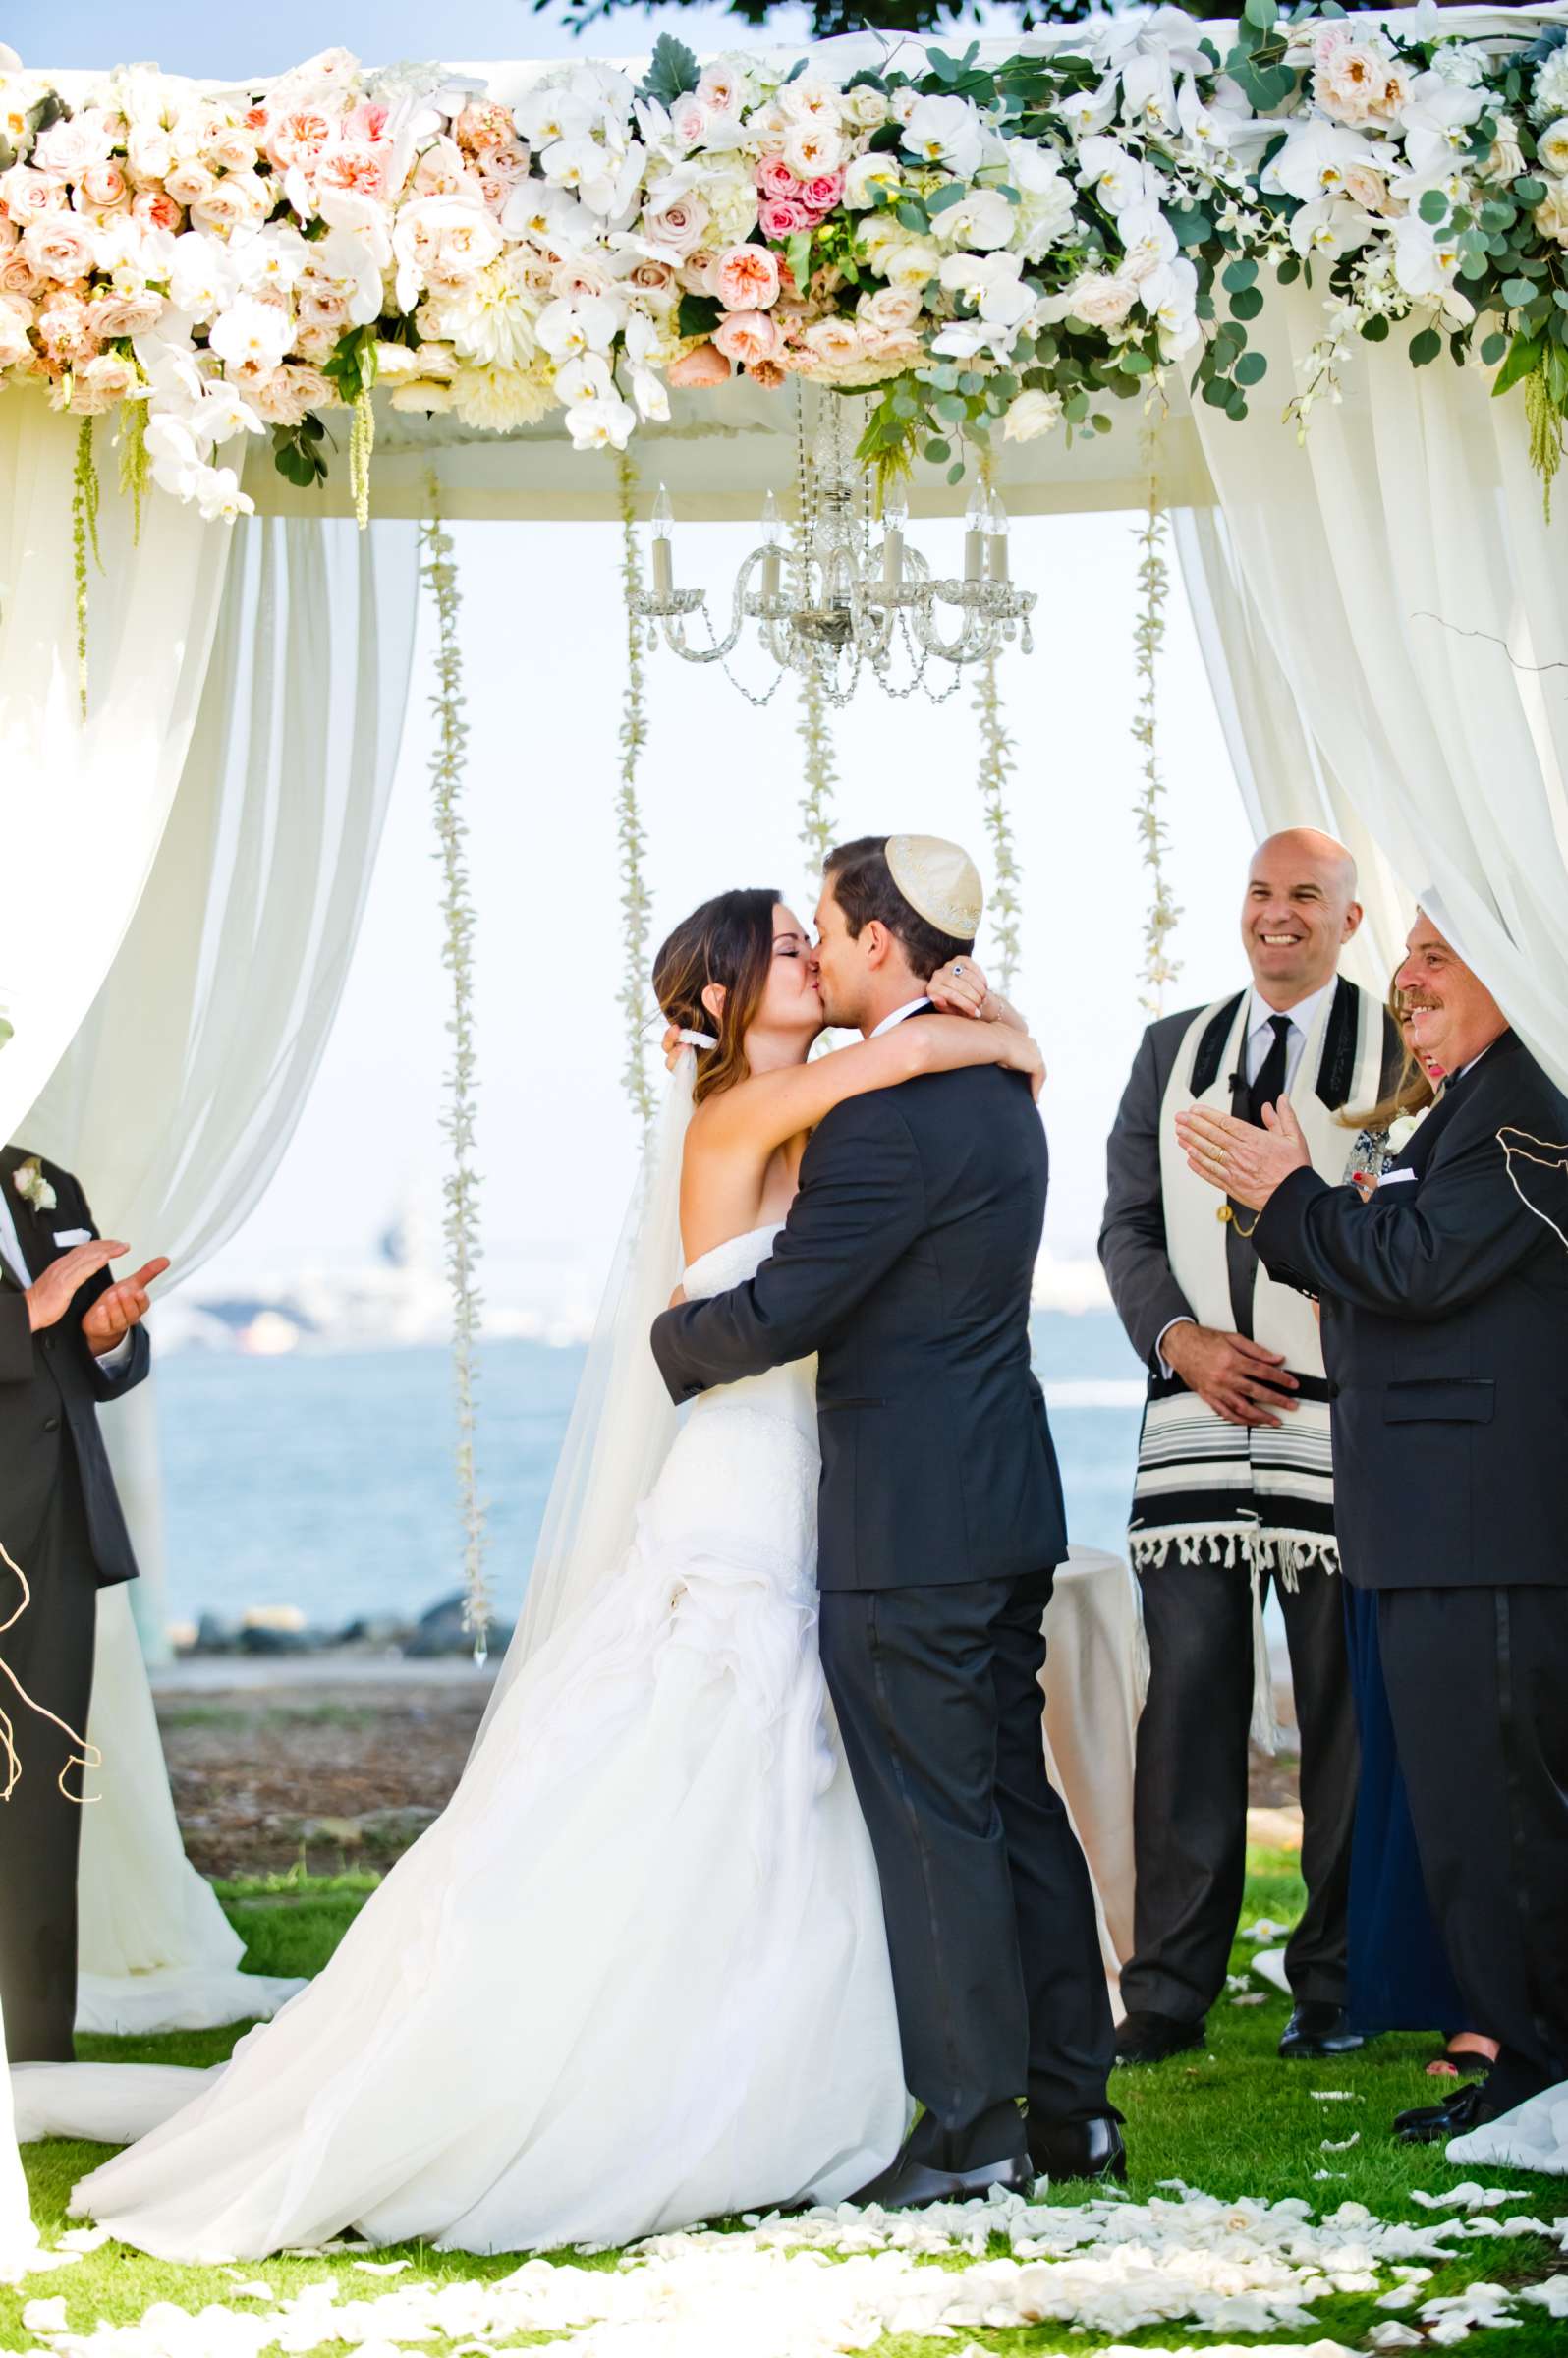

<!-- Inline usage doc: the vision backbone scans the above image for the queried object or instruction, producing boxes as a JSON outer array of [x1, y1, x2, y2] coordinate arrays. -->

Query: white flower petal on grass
[[1320, 2133, 1360, 2151]]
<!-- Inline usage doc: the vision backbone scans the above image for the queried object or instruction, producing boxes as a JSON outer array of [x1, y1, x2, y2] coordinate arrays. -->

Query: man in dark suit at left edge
[[0, 1141, 167, 2059]]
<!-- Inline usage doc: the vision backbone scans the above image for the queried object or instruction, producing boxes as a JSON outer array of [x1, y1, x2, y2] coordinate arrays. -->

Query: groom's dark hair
[[824, 836, 974, 980]]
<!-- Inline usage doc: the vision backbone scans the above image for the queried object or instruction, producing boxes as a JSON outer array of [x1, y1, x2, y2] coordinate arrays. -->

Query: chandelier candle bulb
[[651, 483, 674, 601], [882, 485, 908, 590], [986, 494, 1010, 585], [964, 483, 987, 584], [760, 491, 782, 602]]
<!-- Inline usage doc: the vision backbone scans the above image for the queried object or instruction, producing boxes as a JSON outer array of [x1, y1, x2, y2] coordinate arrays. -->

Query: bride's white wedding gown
[[13, 1223, 907, 2259]]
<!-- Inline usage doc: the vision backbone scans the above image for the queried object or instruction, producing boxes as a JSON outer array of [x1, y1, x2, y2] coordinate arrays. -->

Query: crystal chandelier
[[629, 387, 1036, 708]]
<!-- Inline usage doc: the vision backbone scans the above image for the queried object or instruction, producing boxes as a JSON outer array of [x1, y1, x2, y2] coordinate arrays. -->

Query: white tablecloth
[[1041, 1544, 1146, 2000]]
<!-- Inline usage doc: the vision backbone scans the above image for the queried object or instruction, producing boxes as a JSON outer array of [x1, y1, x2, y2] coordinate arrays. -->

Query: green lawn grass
[[3, 1850, 1561, 2356]]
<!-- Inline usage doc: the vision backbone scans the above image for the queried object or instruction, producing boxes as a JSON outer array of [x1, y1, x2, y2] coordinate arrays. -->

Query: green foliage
[[271, 414, 329, 489], [638, 32, 701, 109]]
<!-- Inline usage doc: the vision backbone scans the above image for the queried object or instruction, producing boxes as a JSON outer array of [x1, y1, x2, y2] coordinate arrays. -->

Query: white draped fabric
[[17, 511, 420, 2031], [1172, 506, 1407, 993], [1185, 287, 1568, 1095], [1039, 1544, 1143, 2006], [0, 390, 233, 1142], [0, 1996, 37, 2279]]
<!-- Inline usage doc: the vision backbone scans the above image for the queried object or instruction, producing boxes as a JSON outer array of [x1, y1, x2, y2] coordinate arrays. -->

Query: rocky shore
[[153, 1653, 1303, 1882]]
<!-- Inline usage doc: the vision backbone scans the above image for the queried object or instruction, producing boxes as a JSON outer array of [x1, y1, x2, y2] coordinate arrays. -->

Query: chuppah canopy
[[4, 2, 1568, 2036]]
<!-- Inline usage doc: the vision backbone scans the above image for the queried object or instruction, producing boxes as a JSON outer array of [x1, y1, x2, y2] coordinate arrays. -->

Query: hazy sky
[[16, 1, 1260, 1316]]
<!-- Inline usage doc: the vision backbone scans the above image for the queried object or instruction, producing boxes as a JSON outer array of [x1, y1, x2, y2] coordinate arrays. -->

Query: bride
[[13, 885, 1043, 2260]]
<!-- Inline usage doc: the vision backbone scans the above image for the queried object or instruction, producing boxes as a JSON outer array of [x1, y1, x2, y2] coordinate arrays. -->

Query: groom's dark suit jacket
[[0, 1144, 149, 1587], [1255, 1029, 1568, 1591], [650, 1055, 1067, 1589]]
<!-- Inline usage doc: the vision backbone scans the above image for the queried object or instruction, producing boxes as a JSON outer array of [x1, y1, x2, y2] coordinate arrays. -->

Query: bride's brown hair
[[653, 888, 780, 1106]]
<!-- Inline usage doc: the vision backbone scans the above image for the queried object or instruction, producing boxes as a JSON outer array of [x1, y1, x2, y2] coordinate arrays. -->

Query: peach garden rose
[[710, 243, 780, 310]]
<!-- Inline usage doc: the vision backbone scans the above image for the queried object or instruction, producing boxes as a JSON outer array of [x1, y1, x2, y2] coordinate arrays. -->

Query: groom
[[652, 834, 1120, 2204]]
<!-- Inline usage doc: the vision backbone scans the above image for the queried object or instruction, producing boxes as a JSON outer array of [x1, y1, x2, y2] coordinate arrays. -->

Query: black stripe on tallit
[[1191, 991, 1247, 1098]]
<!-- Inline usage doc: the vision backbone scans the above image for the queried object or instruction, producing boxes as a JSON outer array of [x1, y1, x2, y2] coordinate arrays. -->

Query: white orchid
[[165, 231, 244, 324], [1077, 136, 1160, 215], [535, 292, 620, 361], [514, 84, 597, 149], [1391, 211, 1464, 301], [1264, 119, 1386, 205], [1289, 196, 1376, 262], [1140, 254, 1200, 347], [1398, 71, 1485, 180], [935, 188, 1015, 252], [235, 223, 315, 297], [565, 390, 638, 450], [207, 294, 294, 376], [1115, 197, 1179, 283], [902, 94, 984, 182]]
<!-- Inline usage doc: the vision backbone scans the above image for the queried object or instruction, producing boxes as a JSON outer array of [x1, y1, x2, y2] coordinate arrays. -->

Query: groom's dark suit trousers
[[819, 1566, 1113, 2164]]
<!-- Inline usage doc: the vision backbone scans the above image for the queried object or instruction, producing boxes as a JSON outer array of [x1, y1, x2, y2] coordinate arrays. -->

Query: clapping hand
[[80, 1257, 169, 1355], [1175, 1097, 1312, 1213]]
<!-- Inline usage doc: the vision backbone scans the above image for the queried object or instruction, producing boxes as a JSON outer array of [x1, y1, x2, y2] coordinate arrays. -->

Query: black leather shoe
[[1394, 2079, 1502, 2146], [1114, 2009, 1205, 2065], [1029, 2110, 1127, 2184], [1278, 2002, 1366, 2061], [848, 2148, 1036, 2212]]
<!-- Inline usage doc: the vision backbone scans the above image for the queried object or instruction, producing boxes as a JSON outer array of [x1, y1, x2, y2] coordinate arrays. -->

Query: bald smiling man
[[1099, 831, 1403, 2069]]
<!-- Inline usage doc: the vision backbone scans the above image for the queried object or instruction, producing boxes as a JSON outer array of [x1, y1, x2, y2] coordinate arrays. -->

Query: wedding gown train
[[12, 1224, 908, 2258]]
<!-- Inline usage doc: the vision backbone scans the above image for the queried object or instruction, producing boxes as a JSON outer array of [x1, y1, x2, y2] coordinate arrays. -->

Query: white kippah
[[885, 833, 983, 940]]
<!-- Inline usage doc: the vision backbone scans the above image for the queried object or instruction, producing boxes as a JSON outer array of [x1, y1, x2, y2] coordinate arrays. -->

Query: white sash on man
[[1135, 981, 1385, 1587]]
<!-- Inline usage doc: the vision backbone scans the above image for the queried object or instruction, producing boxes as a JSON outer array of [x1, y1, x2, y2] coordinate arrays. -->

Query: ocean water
[[153, 1312, 1147, 1632]]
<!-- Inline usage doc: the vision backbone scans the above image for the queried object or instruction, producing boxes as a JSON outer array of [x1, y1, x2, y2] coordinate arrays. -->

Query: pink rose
[[758, 197, 810, 241], [77, 162, 129, 210], [0, 251, 42, 299], [677, 248, 717, 294], [0, 164, 67, 226], [346, 100, 391, 145], [22, 213, 97, 283], [319, 143, 389, 198], [630, 258, 677, 300], [802, 172, 844, 215], [666, 339, 733, 388], [478, 141, 529, 185], [756, 157, 800, 201], [709, 243, 780, 311], [163, 159, 216, 207], [642, 195, 709, 259], [132, 188, 183, 233], [267, 108, 336, 174], [90, 287, 163, 336], [713, 308, 782, 368], [669, 93, 709, 148]]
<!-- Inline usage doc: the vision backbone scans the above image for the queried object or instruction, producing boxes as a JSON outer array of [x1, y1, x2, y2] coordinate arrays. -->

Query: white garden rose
[[782, 122, 848, 180], [0, 289, 31, 367], [392, 195, 503, 310], [1534, 178, 1568, 248], [856, 282, 923, 336], [843, 152, 902, 209], [1002, 385, 1063, 443], [883, 239, 941, 292], [1540, 119, 1568, 179], [1062, 268, 1139, 328], [32, 107, 115, 175], [21, 212, 96, 282]]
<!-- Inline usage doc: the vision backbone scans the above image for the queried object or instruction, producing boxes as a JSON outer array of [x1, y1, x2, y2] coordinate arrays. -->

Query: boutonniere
[[1385, 1105, 1432, 1158], [13, 1158, 57, 1215]]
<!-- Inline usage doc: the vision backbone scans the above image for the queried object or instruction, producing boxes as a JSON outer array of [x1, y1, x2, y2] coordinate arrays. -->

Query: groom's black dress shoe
[[1114, 2010, 1205, 2065], [1278, 2002, 1366, 2061], [1393, 2079, 1502, 2146], [1028, 2110, 1127, 2184], [847, 2149, 1036, 2212]]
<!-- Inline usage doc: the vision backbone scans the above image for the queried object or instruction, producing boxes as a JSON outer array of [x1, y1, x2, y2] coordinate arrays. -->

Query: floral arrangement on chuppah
[[5, 4, 1568, 528]]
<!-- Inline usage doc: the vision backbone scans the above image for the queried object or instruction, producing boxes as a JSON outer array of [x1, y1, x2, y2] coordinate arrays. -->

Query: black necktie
[[1249, 1013, 1293, 1127]]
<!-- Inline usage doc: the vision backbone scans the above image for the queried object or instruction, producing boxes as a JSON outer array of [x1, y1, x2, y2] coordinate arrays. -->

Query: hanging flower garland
[[420, 480, 491, 1660], [70, 417, 100, 719], [616, 452, 655, 1134], [794, 658, 839, 880], [973, 651, 1024, 999], [1132, 431, 1181, 1017]]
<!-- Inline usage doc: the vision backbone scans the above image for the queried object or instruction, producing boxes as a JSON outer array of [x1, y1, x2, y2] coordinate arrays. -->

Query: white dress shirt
[[0, 1185, 134, 1372], [869, 996, 932, 1039], [1157, 980, 1336, 1376], [1242, 980, 1335, 1093]]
